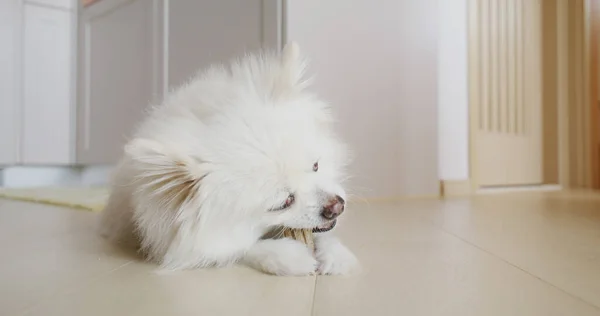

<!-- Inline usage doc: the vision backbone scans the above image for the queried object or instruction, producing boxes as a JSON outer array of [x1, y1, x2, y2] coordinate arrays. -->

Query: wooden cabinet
[[0, 0, 279, 167]]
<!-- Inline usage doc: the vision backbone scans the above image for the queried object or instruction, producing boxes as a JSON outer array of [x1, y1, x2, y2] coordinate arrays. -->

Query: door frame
[[589, 0, 600, 189], [467, 0, 600, 191]]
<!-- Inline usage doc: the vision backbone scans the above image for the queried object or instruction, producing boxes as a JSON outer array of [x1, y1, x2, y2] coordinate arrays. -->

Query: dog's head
[[230, 94, 350, 233], [126, 43, 350, 235]]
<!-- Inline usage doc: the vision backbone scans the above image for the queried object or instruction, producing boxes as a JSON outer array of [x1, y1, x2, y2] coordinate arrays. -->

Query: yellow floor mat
[[0, 187, 109, 211]]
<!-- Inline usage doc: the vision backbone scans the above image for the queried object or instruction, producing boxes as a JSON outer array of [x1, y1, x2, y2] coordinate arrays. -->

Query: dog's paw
[[244, 238, 318, 276], [315, 235, 359, 275]]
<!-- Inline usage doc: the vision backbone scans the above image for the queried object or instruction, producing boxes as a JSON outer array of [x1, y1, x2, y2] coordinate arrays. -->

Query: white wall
[[286, 0, 439, 198], [437, 0, 470, 181]]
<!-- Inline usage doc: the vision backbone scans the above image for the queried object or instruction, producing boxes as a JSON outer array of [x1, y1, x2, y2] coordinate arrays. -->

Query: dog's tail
[[124, 138, 208, 217]]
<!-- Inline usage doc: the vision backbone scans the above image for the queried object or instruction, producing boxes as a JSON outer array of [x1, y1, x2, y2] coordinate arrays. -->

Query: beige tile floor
[[1, 191, 600, 316]]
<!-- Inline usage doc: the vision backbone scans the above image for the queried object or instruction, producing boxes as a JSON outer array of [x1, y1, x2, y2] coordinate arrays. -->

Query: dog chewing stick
[[283, 228, 315, 253]]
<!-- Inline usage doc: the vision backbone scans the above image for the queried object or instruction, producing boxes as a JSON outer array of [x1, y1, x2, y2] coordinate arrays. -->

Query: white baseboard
[[477, 184, 562, 194], [440, 179, 472, 197], [81, 165, 113, 186], [0, 165, 113, 188]]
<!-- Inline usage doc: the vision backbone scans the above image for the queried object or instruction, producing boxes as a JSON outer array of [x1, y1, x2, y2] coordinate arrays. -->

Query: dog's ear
[[281, 41, 301, 70], [274, 41, 310, 98], [125, 138, 207, 211]]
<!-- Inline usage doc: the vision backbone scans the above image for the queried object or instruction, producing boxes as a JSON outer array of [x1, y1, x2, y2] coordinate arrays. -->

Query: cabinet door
[[0, 0, 20, 165], [76, 0, 281, 164], [76, 0, 155, 164], [167, 0, 269, 89], [22, 4, 74, 164]]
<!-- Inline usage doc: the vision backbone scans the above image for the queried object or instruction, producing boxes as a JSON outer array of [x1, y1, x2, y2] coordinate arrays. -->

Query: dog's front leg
[[314, 232, 359, 275], [243, 238, 318, 276]]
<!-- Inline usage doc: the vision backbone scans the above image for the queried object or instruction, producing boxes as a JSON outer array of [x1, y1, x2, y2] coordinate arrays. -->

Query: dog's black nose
[[321, 195, 345, 220]]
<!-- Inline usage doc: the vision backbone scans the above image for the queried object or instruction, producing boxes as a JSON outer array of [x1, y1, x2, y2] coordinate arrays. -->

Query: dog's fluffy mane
[[100, 43, 349, 271]]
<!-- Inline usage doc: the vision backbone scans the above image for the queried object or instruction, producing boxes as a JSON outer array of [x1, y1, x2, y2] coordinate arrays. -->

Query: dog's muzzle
[[313, 195, 345, 233]]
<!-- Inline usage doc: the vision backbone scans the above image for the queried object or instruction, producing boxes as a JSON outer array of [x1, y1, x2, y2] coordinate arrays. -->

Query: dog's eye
[[273, 194, 295, 211], [312, 162, 319, 172], [282, 194, 295, 208]]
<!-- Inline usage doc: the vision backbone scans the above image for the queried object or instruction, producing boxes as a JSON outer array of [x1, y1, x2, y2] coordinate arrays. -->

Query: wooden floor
[[1, 191, 600, 316]]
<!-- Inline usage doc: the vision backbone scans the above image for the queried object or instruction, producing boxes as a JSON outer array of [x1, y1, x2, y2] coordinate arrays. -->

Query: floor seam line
[[310, 276, 318, 316], [431, 222, 600, 312], [17, 260, 134, 315]]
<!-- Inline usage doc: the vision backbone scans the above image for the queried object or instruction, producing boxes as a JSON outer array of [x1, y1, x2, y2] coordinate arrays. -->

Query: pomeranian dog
[[99, 42, 358, 276]]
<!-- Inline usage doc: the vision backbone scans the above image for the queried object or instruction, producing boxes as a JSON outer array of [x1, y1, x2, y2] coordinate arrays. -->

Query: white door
[[469, 0, 543, 186]]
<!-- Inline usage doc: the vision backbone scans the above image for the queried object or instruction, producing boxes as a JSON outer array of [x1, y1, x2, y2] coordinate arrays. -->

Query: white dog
[[99, 42, 358, 276]]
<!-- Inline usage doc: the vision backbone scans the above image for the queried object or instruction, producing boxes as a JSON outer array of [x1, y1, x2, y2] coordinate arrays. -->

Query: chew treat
[[283, 228, 315, 252]]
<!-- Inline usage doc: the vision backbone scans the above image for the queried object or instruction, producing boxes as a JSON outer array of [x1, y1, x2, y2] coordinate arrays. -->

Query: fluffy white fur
[[99, 42, 358, 276]]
